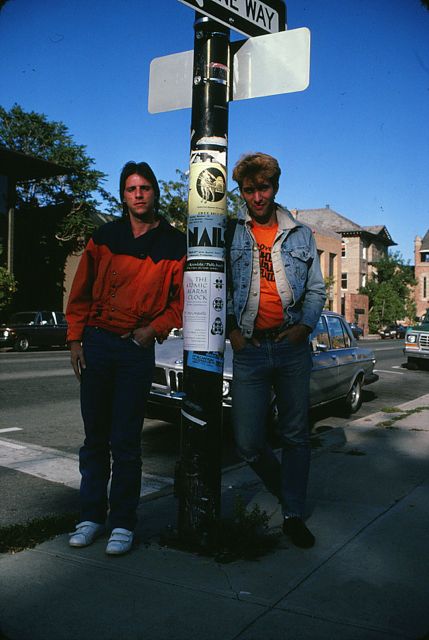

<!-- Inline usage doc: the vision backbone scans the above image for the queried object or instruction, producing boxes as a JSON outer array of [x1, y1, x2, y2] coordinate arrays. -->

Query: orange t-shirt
[[252, 223, 284, 330]]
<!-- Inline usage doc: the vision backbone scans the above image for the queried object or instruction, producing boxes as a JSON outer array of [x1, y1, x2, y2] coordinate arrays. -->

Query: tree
[[159, 169, 243, 233], [0, 104, 120, 311], [0, 266, 17, 313], [359, 252, 417, 332], [159, 170, 189, 233], [0, 104, 119, 248]]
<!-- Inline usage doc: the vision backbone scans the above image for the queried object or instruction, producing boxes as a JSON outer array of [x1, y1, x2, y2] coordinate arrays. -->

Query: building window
[[421, 252, 429, 263], [341, 273, 348, 289], [341, 241, 346, 258], [329, 253, 336, 277], [362, 245, 367, 260], [361, 274, 367, 287], [424, 276, 428, 300]]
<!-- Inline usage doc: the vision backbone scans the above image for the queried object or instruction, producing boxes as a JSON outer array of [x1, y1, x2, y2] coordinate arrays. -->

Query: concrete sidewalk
[[1, 395, 429, 640]]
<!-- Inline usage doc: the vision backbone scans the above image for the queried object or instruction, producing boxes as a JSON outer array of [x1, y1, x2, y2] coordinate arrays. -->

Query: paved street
[[1, 338, 428, 528]]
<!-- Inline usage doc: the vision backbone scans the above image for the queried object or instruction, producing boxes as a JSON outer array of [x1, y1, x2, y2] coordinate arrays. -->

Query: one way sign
[[178, 0, 286, 38]]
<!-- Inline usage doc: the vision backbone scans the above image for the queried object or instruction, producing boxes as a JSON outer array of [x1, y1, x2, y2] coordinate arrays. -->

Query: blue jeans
[[79, 326, 155, 530], [232, 336, 312, 518]]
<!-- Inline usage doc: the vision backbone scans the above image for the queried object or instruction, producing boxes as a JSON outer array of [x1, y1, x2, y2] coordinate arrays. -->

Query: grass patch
[[381, 406, 404, 414], [161, 497, 280, 563], [377, 406, 429, 428], [0, 513, 78, 554]]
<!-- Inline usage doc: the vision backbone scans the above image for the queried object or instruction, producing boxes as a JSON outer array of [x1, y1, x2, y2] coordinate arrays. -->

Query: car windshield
[[9, 312, 37, 325]]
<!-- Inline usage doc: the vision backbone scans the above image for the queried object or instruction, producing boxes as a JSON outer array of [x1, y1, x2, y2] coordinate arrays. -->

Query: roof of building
[[0, 146, 71, 180], [420, 230, 429, 251], [293, 207, 396, 247]]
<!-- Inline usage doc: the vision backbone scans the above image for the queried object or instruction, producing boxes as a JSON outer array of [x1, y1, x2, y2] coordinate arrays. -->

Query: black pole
[[176, 13, 230, 546]]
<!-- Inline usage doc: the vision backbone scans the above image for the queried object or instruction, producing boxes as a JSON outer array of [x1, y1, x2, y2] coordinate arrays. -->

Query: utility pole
[[176, 13, 230, 545], [149, 0, 307, 546]]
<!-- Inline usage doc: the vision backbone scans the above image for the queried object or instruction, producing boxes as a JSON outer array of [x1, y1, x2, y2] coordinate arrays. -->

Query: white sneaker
[[105, 528, 134, 555], [69, 521, 105, 547]]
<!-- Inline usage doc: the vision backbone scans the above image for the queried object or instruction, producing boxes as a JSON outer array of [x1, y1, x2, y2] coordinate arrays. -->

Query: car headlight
[[222, 380, 231, 397], [406, 334, 417, 343], [2, 330, 9, 337]]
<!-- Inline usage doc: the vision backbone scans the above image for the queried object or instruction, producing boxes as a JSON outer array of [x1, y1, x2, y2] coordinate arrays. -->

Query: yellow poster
[[188, 162, 227, 216]]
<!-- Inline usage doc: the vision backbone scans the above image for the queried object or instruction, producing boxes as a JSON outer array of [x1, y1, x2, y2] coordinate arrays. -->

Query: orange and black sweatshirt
[[66, 216, 186, 342]]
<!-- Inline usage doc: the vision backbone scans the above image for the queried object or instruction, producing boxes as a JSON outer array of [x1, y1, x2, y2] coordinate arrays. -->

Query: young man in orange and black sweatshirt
[[66, 161, 186, 555]]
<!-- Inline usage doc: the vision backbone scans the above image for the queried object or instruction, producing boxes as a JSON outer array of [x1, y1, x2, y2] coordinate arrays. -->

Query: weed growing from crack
[[160, 496, 280, 563], [377, 406, 429, 428]]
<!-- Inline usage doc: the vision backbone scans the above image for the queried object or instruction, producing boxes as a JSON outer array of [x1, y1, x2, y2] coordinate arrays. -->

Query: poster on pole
[[187, 213, 225, 261], [188, 162, 226, 216], [183, 261, 226, 352]]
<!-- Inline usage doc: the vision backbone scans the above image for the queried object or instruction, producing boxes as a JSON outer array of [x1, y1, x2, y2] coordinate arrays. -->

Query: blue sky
[[1, 0, 428, 262]]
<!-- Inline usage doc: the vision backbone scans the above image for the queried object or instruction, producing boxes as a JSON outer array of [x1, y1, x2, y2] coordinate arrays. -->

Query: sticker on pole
[[188, 351, 224, 374]]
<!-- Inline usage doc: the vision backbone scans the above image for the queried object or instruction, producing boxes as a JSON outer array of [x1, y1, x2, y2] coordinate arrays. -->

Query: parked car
[[0, 310, 67, 352], [404, 309, 429, 370], [149, 311, 378, 419], [378, 324, 407, 339], [348, 322, 363, 339]]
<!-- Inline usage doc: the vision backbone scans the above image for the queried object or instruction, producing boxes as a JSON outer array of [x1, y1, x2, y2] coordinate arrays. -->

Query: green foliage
[[159, 169, 189, 232], [0, 104, 119, 248], [214, 496, 279, 563], [0, 512, 78, 554], [160, 495, 279, 563], [359, 251, 417, 332], [159, 169, 243, 232], [323, 275, 335, 309], [0, 266, 17, 311]]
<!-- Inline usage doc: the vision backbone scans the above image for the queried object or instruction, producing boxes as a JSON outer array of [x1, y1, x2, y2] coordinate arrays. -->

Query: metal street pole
[[176, 13, 230, 546], [6, 179, 16, 275]]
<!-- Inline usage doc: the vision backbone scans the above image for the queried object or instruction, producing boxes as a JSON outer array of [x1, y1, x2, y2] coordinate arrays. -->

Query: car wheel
[[344, 375, 363, 413], [14, 336, 30, 352], [407, 357, 420, 370]]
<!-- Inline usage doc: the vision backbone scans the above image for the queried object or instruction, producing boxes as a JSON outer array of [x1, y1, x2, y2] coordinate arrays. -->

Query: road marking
[[0, 369, 73, 381], [374, 369, 404, 375], [0, 355, 69, 364], [0, 438, 26, 450], [0, 428, 22, 434], [0, 438, 173, 496]]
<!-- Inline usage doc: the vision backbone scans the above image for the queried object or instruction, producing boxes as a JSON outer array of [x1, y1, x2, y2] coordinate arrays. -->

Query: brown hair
[[232, 153, 281, 192], [119, 161, 160, 215]]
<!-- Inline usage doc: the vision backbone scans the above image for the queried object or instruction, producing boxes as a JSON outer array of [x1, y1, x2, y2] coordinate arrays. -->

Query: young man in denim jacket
[[226, 153, 326, 548]]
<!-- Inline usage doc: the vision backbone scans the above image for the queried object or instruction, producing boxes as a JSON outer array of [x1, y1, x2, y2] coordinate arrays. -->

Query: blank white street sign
[[233, 27, 310, 100], [148, 50, 194, 114], [148, 27, 310, 114]]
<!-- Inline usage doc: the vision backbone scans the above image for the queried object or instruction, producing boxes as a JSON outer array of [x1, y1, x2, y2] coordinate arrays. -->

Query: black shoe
[[282, 517, 315, 548]]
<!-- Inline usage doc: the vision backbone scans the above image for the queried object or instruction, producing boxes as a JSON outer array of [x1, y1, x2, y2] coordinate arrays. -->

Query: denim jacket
[[226, 204, 326, 338]]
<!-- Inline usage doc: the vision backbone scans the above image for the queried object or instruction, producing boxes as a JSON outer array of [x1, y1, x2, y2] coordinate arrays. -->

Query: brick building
[[291, 206, 396, 333], [414, 230, 429, 318]]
